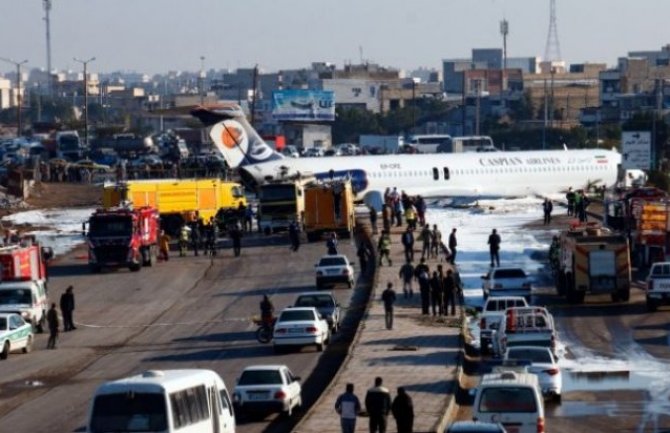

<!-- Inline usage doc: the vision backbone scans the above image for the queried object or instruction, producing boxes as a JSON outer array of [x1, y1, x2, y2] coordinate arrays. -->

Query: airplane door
[[443, 167, 450, 180], [432, 167, 439, 180]]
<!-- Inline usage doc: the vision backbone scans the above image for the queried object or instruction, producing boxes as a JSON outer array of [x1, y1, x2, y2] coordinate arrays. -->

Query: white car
[[482, 267, 533, 300], [233, 365, 302, 417], [303, 148, 324, 157], [504, 345, 562, 403], [0, 313, 34, 359], [315, 254, 355, 289], [273, 307, 330, 353]]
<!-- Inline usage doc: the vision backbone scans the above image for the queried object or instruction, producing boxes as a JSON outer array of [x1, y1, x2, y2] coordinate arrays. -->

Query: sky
[[0, 0, 669, 75]]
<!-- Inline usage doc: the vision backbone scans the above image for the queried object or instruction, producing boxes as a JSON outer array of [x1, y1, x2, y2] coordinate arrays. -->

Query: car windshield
[[296, 295, 335, 308], [508, 349, 553, 363], [494, 269, 526, 278], [89, 216, 133, 237], [651, 264, 670, 276], [478, 387, 538, 413], [279, 310, 315, 322], [0, 289, 32, 305], [238, 369, 282, 386], [89, 392, 167, 433], [319, 257, 346, 267]]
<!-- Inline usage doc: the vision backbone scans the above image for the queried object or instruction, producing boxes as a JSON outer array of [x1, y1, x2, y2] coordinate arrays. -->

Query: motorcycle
[[253, 317, 276, 343]]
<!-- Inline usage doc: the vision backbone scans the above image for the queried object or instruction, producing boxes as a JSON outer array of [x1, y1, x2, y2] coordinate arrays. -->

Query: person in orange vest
[[159, 230, 171, 261]]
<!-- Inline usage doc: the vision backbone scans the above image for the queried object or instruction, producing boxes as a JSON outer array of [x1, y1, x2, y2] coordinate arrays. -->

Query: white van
[[87, 369, 235, 433], [0, 280, 48, 333], [472, 370, 545, 433]]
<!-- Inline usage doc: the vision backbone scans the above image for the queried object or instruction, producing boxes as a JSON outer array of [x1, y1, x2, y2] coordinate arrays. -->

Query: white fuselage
[[240, 149, 621, 199]]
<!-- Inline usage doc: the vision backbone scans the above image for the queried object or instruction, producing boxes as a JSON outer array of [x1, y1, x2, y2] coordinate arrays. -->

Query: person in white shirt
[[335, 383, 361, 433]]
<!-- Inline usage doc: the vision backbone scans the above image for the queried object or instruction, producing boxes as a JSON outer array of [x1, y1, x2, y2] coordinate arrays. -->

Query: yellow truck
[[103, 178, 246, 234], [303, 179, 355, 241]]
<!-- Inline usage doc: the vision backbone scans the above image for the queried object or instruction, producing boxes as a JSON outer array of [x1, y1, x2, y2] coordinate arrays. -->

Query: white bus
[[406, 134, 452, 153], [87, 369, 235, 433]]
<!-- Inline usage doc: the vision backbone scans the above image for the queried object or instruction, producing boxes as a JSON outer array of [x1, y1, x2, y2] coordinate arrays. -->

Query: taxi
[[0, 312, 34, 359]]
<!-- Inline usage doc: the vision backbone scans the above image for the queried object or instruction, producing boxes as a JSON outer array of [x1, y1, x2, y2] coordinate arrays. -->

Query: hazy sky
[[1, 0, 669, 75]]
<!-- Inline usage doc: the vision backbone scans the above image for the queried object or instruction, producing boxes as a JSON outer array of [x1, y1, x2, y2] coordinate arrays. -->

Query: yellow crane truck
[[303, 179, 355, 242], [102, 178, 246, 234], [555, 222, 631, 304]]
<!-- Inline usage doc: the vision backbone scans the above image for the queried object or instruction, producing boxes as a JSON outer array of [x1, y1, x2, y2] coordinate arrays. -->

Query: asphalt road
[[0, 232, 364, 433]]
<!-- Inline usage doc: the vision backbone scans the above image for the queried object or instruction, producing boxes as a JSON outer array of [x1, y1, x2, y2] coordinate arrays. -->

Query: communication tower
[[544, 0, 562, 62], [43, 0, 53, 95]]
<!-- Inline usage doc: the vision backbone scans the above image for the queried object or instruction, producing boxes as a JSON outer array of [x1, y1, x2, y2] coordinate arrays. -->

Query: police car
[[0, 312, 34, 359]]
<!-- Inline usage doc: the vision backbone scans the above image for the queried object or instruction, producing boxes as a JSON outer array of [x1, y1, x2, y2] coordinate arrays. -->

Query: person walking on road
[[401, 227, 414, 263], [382, 203, 392, 233], [398, 260, 415, 299], [46, 303, 59, 349], [335, 383, 361, 433], [357, 241, 371, 275], [443, 269, 458, 316], [60, 286, 76, 331], [327, 232, 339, 255], [369, 205, 378, 235], [178, 223, 190, 257], [377, 230, 392, 266], [566, 187, 576, 216], [365, 377, 392, 433], [488, 229, 501, 267], [542, 198, 553, 225], [391, 387, 414, 433], [288, 220, 301, 252], [190, 220, 201, 256], [381, 282, 396, 330], [431, 224, 442, 259], [448, 228, 458, 264], [419, 224, 432, 259], [415, 258, 431, 315], [229, 225, 243, 257]]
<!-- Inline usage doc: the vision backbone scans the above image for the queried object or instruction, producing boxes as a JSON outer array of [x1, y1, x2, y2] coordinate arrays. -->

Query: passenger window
[[432, 167, 439, 180], [443, 167, 450, 180]]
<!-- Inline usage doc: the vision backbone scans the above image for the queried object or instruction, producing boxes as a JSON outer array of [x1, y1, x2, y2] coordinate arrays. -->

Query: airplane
[[192, 104, 622, 206]]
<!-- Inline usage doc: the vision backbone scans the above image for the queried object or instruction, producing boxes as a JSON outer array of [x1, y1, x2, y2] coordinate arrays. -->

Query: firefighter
[[178, 223, 190, 257], [159, 230, 171, 261]]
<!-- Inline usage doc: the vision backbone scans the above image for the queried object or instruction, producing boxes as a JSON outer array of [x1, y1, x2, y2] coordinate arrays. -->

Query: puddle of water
[[562, 370, 656, 392]]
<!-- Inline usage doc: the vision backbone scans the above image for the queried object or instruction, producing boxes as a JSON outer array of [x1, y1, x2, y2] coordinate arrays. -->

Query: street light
[[0, 57, 28, 136], [73, 56, 96, 148]]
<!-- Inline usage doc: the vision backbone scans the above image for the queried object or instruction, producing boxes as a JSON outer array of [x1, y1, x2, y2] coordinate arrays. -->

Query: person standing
[[178, 223, 190, 257], [420, 224, 432, 259], [190, 220, 201, 257], [382, 203, 392, 233], [335, 383, 361, 433], [365, 377, 392, 433], [369, 205, 378, 235], [404, 203, 417, 231], [391, 387, 414, 433], [401, 227, 414, 263], [431, 224, 442, 258], [159, 230, 171, 261], [288, 220, 301, 252], [327, 232, 339, 255], [429, 270, 444, 316], [398, 260, 415, 299], [357, 242, 371, 275], [393, 199, 403, 228], [542, 198, 553, 225], [566, 187, 576, 216], [377, 230, 392, 267], [381, 282, 397, 330], [230, 225, 243, 257], [443, 269, 457, 316], [60, 286, 76, 331], [415, 258, 431, 315], [46, 303, 59, 349], [415, 195, 427, 227], [488, 229, 501, 267], [448, 228, 458, 264]]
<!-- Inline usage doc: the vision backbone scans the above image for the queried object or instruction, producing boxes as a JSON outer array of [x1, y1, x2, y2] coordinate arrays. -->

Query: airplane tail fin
[[191, 104, 283, 169]]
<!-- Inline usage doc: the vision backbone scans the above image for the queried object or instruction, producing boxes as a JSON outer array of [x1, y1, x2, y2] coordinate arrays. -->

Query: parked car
[[446, 421, 507, 432], [272, 307, 330, 353], [294, 291, 341, 332], [315, 254, 355, 289], [281, 145, 300, 158], [482, 267, 533, 300], [303, 147, 324, 157], [479, 296, 528, 355], [323, 148, 342, 157], [504, 346, 562, 403], [0, 312, 34, 359], [645, 261, 670, 311], [233, 364, 302, 417]]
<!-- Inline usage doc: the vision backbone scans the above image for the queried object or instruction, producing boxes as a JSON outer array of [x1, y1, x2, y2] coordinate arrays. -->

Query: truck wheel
[[129, 263, 141, 272], [611, 292, 620, 302], [306, 232, 318, 242], [618, 289, 630, 302], [22, 335, 33, 353], [264, 227, 271, 236], [647, 298, 658, 312]]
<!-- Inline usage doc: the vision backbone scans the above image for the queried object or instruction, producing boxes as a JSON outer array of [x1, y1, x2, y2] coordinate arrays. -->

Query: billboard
[[621, 131, 651, 170], [272, 90, 335, 121]]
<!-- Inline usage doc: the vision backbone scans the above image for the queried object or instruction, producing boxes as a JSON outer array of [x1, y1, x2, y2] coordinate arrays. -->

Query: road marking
[[75, 317, 252, 328]]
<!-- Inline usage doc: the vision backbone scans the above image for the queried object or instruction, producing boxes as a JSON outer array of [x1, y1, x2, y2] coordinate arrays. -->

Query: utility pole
[[0, 58, 28, 136], [543, 78, 548, 150], [500, 19, 509, 110], [43, 0, 53, 96], [475, 79, 481, 136], [250, 64, 259, 126], [199, 55, 205, 105], [411, 78, 416, 130], [74, 56, 95, 148]]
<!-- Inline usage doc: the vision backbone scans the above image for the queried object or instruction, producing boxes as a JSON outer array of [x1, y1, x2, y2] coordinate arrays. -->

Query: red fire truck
[[85, 206, 160, 272]]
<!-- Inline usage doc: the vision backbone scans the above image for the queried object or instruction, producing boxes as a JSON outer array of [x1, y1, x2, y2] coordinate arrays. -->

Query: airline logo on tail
[[210, 119, 283, 168]]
